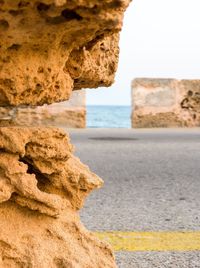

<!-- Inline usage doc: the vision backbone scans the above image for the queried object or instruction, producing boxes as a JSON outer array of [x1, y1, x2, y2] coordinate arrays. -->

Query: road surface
[[66, 128, 200, 268]]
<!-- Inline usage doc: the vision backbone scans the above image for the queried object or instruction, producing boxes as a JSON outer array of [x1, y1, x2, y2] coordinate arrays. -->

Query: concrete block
[[132, 78, 200, 128]]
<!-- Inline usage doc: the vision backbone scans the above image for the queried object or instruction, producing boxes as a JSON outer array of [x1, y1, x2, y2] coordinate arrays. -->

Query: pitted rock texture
[[180, 80, 200, 114], [0, 202, 116, 268], [0, 127, 116, 267], [0, 0, 130, 106], [0, 127, 102, 216], [0, 1, 131, 266], [132, 78, 200, 128]]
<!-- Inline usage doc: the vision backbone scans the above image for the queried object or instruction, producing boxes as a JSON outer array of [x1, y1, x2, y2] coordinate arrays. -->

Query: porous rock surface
[[0, 0, 129, 106], [0, 0, 131, 266], [132, 78, 200, 128], [0, 127, 116, 267]]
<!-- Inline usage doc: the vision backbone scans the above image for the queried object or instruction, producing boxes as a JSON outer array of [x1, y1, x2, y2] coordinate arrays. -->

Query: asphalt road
[[66, 128, 200, 268]]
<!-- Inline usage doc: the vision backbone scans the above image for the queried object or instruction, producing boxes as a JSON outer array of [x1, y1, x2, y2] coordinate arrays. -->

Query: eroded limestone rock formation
[[0, 127, 117, 267], [132, 78, 200, 128], [0, 0, 129, 106], [0, 0, 131, 266]]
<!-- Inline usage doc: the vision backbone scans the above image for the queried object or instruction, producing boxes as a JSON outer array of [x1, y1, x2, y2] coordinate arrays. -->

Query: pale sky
[[87, 0, 200, 106]]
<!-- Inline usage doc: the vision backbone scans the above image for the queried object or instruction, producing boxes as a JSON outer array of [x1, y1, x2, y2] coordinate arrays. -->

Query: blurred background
[[87, 0, 200, 128]]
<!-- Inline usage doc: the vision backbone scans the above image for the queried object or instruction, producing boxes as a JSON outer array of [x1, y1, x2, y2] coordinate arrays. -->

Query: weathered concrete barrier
[[0, 90, 86, 128], [132, 78, 200, 128]]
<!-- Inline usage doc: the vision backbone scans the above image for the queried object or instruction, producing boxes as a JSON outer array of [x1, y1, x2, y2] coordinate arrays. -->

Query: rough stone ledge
[[0, 0, 131, 266], [0, 127, 117, 267], [0, 127, 102, 217], [0, 0, 130, 106]]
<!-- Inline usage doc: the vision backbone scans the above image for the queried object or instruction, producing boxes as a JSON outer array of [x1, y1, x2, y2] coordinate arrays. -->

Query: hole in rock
[[9, 9, 23, 16], [61, 9, 82, 21], [180, 98, 189, 109], [19, 157, 51, 192], [10, 192, 19, 201], [188, 90, 193, 96], [85, 34, 105, 50], [37, 2, 50, 12], [19, 157, 35, 175], [8, 44, 21, 50], [108, 0, 124, 9], [37, 67, 44, 73], [0, 20, 9, 30], [36, 83, 42, 90], [18, 1, 29, 8], [45, 10, 82, 24]]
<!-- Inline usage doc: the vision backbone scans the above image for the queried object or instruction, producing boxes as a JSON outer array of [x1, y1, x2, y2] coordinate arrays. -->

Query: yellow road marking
[[94, 232, 200, 251]]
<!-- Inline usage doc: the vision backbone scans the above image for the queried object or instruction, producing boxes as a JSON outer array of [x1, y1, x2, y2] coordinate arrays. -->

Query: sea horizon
[[87, 104, 130, 106], [86, 105, 131, 128]]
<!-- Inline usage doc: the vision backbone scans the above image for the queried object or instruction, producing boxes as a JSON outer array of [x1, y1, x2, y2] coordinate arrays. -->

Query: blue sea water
[[87, 105, 131, 128]]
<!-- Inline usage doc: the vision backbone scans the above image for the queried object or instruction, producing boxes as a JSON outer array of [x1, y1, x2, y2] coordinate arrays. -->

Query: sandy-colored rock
[[0, 127, 116, 267], [0, 1, 131, 266], [132, 78, 200, 128], [0, 91, 86, 128], [0, 0, 129, 106]]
